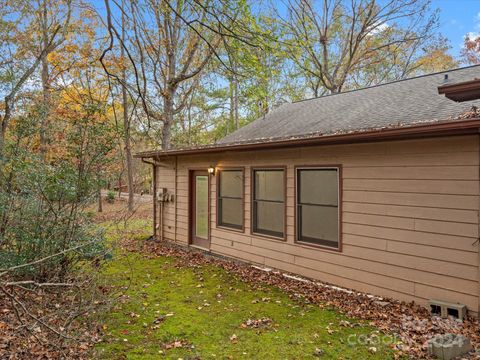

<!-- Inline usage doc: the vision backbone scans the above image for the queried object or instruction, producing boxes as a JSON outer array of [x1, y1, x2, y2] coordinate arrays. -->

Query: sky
[[92, 0, 479, 59], [435, 0, 480, 56]]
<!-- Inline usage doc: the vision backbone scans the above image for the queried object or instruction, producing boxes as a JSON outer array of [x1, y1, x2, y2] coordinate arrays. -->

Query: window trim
[[216, 167, 245, 233], [250, 166, 287, 241], [294, 165, 343, 252]]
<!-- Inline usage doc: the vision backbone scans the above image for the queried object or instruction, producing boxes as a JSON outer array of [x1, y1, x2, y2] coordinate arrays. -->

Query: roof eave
[[438, 78, 480, 102], [134, 118, 480, 159]]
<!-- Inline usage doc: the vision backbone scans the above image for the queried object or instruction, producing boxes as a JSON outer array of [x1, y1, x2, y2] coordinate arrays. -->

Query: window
[[296, 168, 339, 249], [252, 169, 285, 238], [217, 169, 244, 230]]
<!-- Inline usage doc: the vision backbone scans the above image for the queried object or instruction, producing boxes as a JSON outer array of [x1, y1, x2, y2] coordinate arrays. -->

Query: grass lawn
[[93, 221, 398, 359]]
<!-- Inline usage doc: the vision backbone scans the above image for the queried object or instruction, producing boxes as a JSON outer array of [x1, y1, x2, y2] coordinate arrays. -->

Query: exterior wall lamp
[[208, 166, 216, 175]]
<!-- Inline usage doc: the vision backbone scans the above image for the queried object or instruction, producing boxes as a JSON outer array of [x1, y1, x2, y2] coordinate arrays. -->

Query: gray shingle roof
[[218, 65, 480, 145]]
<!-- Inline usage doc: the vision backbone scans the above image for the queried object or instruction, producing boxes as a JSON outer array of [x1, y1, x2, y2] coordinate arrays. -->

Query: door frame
[[188, 169, 211, 250]]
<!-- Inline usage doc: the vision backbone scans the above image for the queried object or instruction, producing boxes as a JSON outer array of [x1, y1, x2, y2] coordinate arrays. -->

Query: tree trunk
[[0, 119, 6, 156], [117, 174, 122, 198], [39, 0, 50, 160], [229, 71, 239, 132], [187, 97, 192, 145], [0, 80, 13, 157], [229, 76, 234, 131], [97, 186, 103, 213], [162, 88, 175, 150], [162, 119, 172, 150], [121, 1, 134, 212], [233, 75, 239, 130], [123, 105, 134, 212]]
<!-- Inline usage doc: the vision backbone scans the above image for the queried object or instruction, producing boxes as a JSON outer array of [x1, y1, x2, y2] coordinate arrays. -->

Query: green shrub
[[0, 153, 108, 281], [0, 106, 116, 282], [106, 190, 116, 203]]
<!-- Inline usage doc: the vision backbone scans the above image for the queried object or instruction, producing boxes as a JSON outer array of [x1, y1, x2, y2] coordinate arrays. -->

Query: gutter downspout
[[142, 158, 157, 239], [159, 194, 163, 242], [174, 156, 178, 243]]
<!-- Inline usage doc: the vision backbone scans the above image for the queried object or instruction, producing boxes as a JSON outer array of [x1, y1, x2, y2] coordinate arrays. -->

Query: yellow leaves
[[46, 52, 56, 63], [64, 43, 78, 53], [415, 49, 458, 73], [83, 26, 96, 39]]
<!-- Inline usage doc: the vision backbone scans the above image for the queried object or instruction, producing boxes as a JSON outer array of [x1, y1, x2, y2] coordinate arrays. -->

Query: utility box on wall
[[157, 188, 174, 203]]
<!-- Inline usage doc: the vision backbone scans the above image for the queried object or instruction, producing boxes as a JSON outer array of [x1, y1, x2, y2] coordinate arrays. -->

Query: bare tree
[[127, 0, 221, 150], [101, 0, 221, 150], [100, 0, 238, 212], [100, 0, 264, 150], [281, 0, 439, 94], [120, 0, 135, 211]]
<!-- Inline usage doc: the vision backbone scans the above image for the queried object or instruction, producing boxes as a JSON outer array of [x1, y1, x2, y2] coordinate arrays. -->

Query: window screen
[[297, 168, 339, 248], [253, 169, 285, 238], [218, 170, 243, 229]]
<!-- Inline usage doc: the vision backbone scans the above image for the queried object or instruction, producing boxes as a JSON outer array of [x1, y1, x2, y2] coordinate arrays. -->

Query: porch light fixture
[[208, 166, 216, 175]]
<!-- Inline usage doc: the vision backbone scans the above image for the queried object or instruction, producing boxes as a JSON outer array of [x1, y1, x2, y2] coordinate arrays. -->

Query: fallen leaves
[[454, 105, 480, 120], [128, 239, 480, 360], [240, 318, 272, 329], [251, 297, 271, 304], [162, 339, 191, 350], [0, 284, 104, 359], [153, 315, 166, 324], [326, 324, 335, 335], [313, 347, 324, 357], [339, 320, 353, 327]]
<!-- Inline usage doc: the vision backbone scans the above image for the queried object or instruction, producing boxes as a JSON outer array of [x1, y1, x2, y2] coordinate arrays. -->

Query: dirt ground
[[94, 196, 153, 223]]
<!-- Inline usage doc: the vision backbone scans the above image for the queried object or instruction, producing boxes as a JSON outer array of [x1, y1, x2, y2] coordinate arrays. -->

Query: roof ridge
[[292, 64, 480, 104]]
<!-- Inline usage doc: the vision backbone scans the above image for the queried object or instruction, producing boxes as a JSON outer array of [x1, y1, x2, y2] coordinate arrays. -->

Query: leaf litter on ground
[[121, 238, 480, 359]]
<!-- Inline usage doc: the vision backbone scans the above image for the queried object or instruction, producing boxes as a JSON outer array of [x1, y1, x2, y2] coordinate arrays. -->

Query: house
[[135, 65, 480, 317]]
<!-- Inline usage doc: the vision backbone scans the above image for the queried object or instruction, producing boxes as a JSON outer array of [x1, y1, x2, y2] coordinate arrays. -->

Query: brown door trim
[[189, 170, 211, 250]]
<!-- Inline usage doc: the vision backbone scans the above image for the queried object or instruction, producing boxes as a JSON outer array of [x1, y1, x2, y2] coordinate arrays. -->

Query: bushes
[[106, 190, 116, 203], [0, 105, 116, 282], [0, 151, 107, 281]]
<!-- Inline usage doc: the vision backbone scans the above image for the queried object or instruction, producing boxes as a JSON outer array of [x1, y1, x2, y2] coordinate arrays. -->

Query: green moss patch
[[94, 245, 397, 359]]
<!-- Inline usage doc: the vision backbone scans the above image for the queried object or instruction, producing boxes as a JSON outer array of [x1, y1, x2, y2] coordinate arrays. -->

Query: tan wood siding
[[155, 135, 480, 315]]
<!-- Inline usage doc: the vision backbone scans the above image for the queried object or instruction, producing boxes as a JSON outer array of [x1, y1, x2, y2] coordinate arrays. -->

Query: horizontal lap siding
[[157, 167, 177, 240], [158, 135, 480, 315]]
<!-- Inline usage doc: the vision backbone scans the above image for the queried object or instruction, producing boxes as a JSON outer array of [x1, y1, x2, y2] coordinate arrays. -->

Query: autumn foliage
[[462, 35, 480, 65]]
